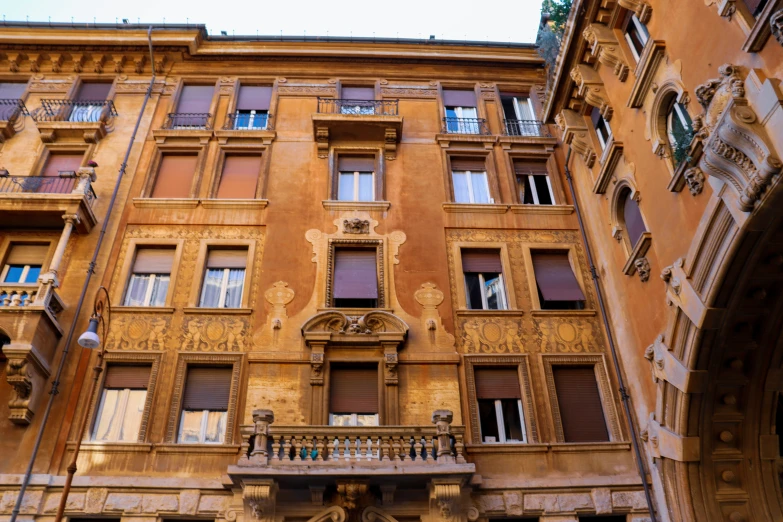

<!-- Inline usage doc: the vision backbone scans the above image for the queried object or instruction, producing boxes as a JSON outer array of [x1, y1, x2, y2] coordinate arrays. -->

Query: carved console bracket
[[570, 64, 614, 120], [584, 23, 629, 82], [644, 335, 708, 393], [429, 481, 462, 520], [241, 480, 278, 522], [556, 109, 597, 168], [618, 0, 652, 23], [661, 259, 725, 329], [4, 342, 52, 425], [642, 413, 701, 462]]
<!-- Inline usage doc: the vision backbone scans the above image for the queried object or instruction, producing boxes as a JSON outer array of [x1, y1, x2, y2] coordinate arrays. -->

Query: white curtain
[[471, 172, 490, 203], [200, 269, 223, 307], [224, 269, 245, 308], [452, 172, 470, 203], [124, 274, 150, 306]]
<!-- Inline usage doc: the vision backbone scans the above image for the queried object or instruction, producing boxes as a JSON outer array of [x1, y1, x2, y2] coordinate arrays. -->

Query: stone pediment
[[301, 310, 408, 342]]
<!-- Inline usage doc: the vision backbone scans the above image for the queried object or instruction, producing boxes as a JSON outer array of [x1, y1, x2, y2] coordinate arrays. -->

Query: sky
[[1, 0, 544, 43]]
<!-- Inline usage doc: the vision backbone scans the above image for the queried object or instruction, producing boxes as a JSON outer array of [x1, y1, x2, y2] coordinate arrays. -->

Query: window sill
[[622, 232, 652, 280], [154, 443, 241, 454], [465, 441, 630, 454], [465, 443, 548, 454], [508, 204, 574, 215], [214, 128, 276, 145], [455, 309, 524, 317], [152, 128, 213, 145], [66, 441, 153, 453], [322, 200, 391, 211], [594, 140, 624, 194], [442, 203, 509, 214], [201, 198, 269, 209], [530, 309, 597, 317], [183, 307, 253, 315], [112, 306, 175, 314], [435, 133, 497, 145], [133, 198, 200, 209], [550, 441, 631, 452]]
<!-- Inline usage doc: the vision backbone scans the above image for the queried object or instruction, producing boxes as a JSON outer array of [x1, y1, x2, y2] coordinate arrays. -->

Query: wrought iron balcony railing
[[34, 100, 117, 123], [162, 113, 212, 130], [442, 117, 490, 135], [503, 119, 552, 137], [0, 99, 28, 123], [223, 112, 273, 131], [317, 98, 399, 116], [0, 172, 97, 203]]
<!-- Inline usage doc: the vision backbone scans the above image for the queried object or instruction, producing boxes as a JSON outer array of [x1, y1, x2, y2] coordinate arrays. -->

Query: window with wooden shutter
[[743, 0, 768, 17], [234, 86, 271, 129], [342, 87, 375, 101], [552, 366, 609, 443], [462, 249, 507, 310], [124, 248, 175, 307], [336, 155, 376, 202], [92, 365, 151, 442], [42, 153, 83, 178], [475, 368, 526, 443], [177, 85, 214, 113], [2, 243, 48, 284], [75, 82, 112, 102], [451, 158, 490, 204], [217, 155, 262, 199], [200, 249, 248, 309], [151, 154, 198, 199], [0, 83, 26, 121], [531, 250, 586, 310], [178, 366, 233, 444], [329, 365, 379, 426], [443, 89, 477, 108], [332, 248, 378, 308]]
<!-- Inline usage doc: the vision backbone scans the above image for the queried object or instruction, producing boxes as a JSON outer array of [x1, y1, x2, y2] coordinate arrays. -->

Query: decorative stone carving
[[264, 281, 294, 328], [384, 351, 399, 385], [429, 482, 461, 519], [183, 317, 247, 351], [92, 55, 105, 73], [460, 317, 527, 353], [583, 23, 629, 82], [307, 506, 346, 522], [684, 167, 705, 195], [362, 506, 400, 522], [315, 127, 329, 159], [112, 54, 125, 73], [432, 410, 456, 462], [414, 283, 456, 349], [644, 335, 707, 393], [27, 53, 42, 73], [310, 350, 325, 386], [105, 314, 171, 351], [634, 257, 651, 282], [3, 343, 51, 425], [6, 52, 21, 72], [343, 218, 370, 234], [772, 9, 783, 46], [242, 481, 277, 522], [556, 109, 596, 168], [336, 482, 369, 511], [570, 64, 613, 120], [618, 0, 652, 23], [302, 310, 408, 337], [705, 0, 737, 20]]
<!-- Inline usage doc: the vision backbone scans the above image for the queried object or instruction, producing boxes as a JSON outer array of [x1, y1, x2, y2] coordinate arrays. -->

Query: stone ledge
[[530, 309, 597, 317], [182, 307, 253, 315], [111, 306, 176, 314], [508, 204, 575, 215], [455, 309, 525, 317], [442, 203, 509, 214], [200, 199, 269, 209], [322, 200, 391, 212], [155, 444, 241, 454]]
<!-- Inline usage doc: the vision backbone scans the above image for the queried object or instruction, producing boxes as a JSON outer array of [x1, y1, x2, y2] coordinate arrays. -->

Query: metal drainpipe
[[9, 27, 158, 522], [562, 147, 659, 522]]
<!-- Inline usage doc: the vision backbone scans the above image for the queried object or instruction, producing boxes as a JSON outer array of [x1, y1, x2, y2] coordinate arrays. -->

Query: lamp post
[[54, 286, 111, 522]]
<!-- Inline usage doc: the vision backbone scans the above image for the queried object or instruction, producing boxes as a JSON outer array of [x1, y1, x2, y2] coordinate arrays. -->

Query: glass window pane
[[92, 389, 122, 441], [533, 176, 553, 205], [329, 414, 354, 426], [452, 172, 470, 203], [465, 273, 484, 310], [478, 399, 500, 443], [224, 269, 245, 308], [483, 273, 505, 310], [251, 110, 268, 129], [3, 265, 23, 283], [204, 411, 227, 443], [149, 274, 170, 307], [200, 269, 224, 307], [234, 110, 251, 129], [24, 266, 41, 283], [358, 173, 374, 201], [338, 173, 355, 201], [124, 274, 151, 306], [179, 410, 204, 443], [470, 172, 490, 203], [501, 399, 524, 442], [118, 389, 147, 442], [356, 414, 379, 426]]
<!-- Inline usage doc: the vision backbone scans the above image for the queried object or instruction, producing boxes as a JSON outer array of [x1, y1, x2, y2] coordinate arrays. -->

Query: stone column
[[251, 409, 274, 463], [39, 213, 80, 287], [432, 410, 454, 463]]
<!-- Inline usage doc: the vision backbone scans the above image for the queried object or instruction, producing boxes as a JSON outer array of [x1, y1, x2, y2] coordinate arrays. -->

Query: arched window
[[620, 188, 647, 250], [666, 99, 693, 166]]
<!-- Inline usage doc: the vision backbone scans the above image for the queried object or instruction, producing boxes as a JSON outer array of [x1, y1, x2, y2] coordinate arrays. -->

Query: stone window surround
[[165, 352, 243, 444], [185, 238, 257, 312], [110, 238, 185, 309], [325, 238, 386, 309], [165, 77, 221, 123], [706, 0, 783, 52], [449, 241, 519, 312], [81, 351, 162, 444], [648, 82, 692, 175], [519, 242, 594, 315], [541, 354, 623, 443], [327, 146, 387, 204], [64, 74, 119, 103], [502, 150, 566, 205], [441, 148, 503, 206], [0, 235, 56, 276], [29, 142, 93, 177], [435, 81, 485, 122], [609, 180, 653, 281], [208, 143, 271, 201], [224, 77, 280, 123], [140, 143, 209, 200], [463, 354, 538, 446]]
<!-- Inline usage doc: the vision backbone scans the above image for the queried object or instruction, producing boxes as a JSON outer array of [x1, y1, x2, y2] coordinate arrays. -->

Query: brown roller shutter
[[151, 155, 197, 198], [103, 365, 151, 389], [236, 86, 272, 111], [591, 106, 603, 127], [532, 251, 586, 302], [745, 0, 765, 15], [443, 89, 477, 107], [552, 366, 609, 442], [0, 82, 26, 99], [475, 368, 521, 399], [513, 160, 548, 177], [341, 87, 375, 101], [75, 82, 112, 101], [42, 154, 83, 177], [330, 366, 378, 414], [176, 85, 214, 113], [6, 244, 48, 265], [333, 248, 378, 299], [206, 249, 247, 269], [623, 192, 647, 247], [182, 366, 233, 411], [338, 155, 375, 172], [450, 158, 486, 171], [132, 248, 174, 274], [217, 156, 261, 199], [461, 249, 502, 273]]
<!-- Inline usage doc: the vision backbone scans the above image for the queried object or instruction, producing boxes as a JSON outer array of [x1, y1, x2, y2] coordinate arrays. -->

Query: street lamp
[[54, 286, 111, 522]]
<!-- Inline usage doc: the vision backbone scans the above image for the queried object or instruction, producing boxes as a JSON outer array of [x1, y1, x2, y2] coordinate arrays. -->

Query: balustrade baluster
[[271, 435, 281, 461], [424, 435, 434, 462], [315, 436, 325, 461], [454, 433, 466, 463], [380, 436, 390, 461], [304, 436, 313, 461], [349, 435, 358, 461], [293, 436, 303, 461], [330, 436, 339, 461], [339, 436, 349, 462], [282, 435, 292, 461], [412, 436, 423, 461]]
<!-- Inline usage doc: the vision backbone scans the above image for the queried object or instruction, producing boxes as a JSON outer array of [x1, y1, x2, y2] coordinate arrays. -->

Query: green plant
[[542, 0, 573, 34], [671, 124, 695, 166]]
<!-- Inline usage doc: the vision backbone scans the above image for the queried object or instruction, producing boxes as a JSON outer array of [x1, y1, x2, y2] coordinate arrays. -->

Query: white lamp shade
[[78, 318, 101, 349]]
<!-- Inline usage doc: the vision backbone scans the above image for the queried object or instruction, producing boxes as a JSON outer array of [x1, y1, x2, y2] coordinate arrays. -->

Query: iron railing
[[0, 173, 96, 203], [503, 119, 551, 137], [162, 113, 212, 130], [317, 98, 399, 116], [223, 112, 272, 130], [442, 117, 490, 135], [35, 100, 117, 123], [0, 99, 28, 123]]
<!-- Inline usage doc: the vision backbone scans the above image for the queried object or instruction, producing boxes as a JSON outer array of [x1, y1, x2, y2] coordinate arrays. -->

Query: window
[[199, 249, 247, 308], [234, 85, 271, 129], [443, 89, 479, 133], [337, 155, 375, 201], [591, 107, 612, 150], [462, 249, 507, 310], [622, 10, 649, 61], [332, 248, 378, 308], [552, 366, 609, 443], [216, 155, 261, 199], [475, 368, 526, 443], [451, 158, 490, 204], [340, 87, 376, 115], [514, 160, 553, 205], [151, 154, 198, 198], [1, 244, 47, 285], [329, 365, 379, 426], [92, 365, 150, 442], [40, 153, 84, 193], [123, 248, 174, 307], [666, 99, 693, 163], [620, 189, 647, 249], [744, 0, 770, 18], [531, 250, 586, 310], [69, 82, 112, 123], [172, 85, 214, 128], [0, 82, 26, 121], [500, 94, 537, 136], [178, 366, 232, 444]]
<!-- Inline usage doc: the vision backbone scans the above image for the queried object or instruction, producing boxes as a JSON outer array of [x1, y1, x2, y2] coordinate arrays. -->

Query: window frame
[[622, 11, 649, 62], [338, 170, 376, 202], [464, 272, 508, 311], [142, 145, 207, 199], [168, 79, 220, 126], [330, 149, 383, 203], [452, 243, 518, 311], [209, 148, 267, 200], [31, 144, 91, 179], [451, 169, 491, 204], [593, 113, 613, 151], [444, 153, 500, 206], [521, 243, 591, 313], [113, 240, 183, 309], [326, 239, 385, 309], [197, 248, 250, 309], [506, 153, 564, 206], [0, 239, 54, 285]]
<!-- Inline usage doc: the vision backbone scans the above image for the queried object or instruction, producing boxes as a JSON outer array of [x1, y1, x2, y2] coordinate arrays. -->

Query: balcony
[[33, 100, 117, 143], [0, 99, 28, 142], [0, 168, 98, 233], [441, 117, 490, 135], [214, 112, 276, 146], [312, 98, 403, 159], [503, 119, 552, 137], [153, 113, 213, 145]]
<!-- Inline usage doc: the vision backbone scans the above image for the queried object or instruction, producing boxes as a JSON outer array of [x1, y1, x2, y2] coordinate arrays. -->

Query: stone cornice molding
[[583, 23, 629, 82], [555, 108, 596, 168], [618, 0, 652, 23], [570, 64, 613, 120]]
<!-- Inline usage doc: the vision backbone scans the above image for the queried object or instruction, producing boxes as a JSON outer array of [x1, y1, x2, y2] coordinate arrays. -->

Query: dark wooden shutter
[[532, 251, 586, 301], [103, 365, 151, 389], [0, 83, 26, 99], [330, 366, 378, 414], [338, 155, 375, 172], [151, 155, 197, 198], [333, 249, 378, 299], [552, 366, 609, 442], [342, 87, 375, 100], [206, 249, 247, 269], [744, 0, 765, 15], [623, 193, 647, 247], [513, 160, 548, 177], [132, 248, 174, 274], [462, 249, 502, 273], [450, 158, 486, 171], [6, 244, 48, 265], [176, 85, 214, 113], [236, 86, 272, 111], [217, 156, 261, 199], [75, 82, 112, 101], [591, 106, 603, 127], [182, 366, 233, 411], [443, 89, 477, 107], [42, 154, 83, 177], [475, 368, 521, 399]]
